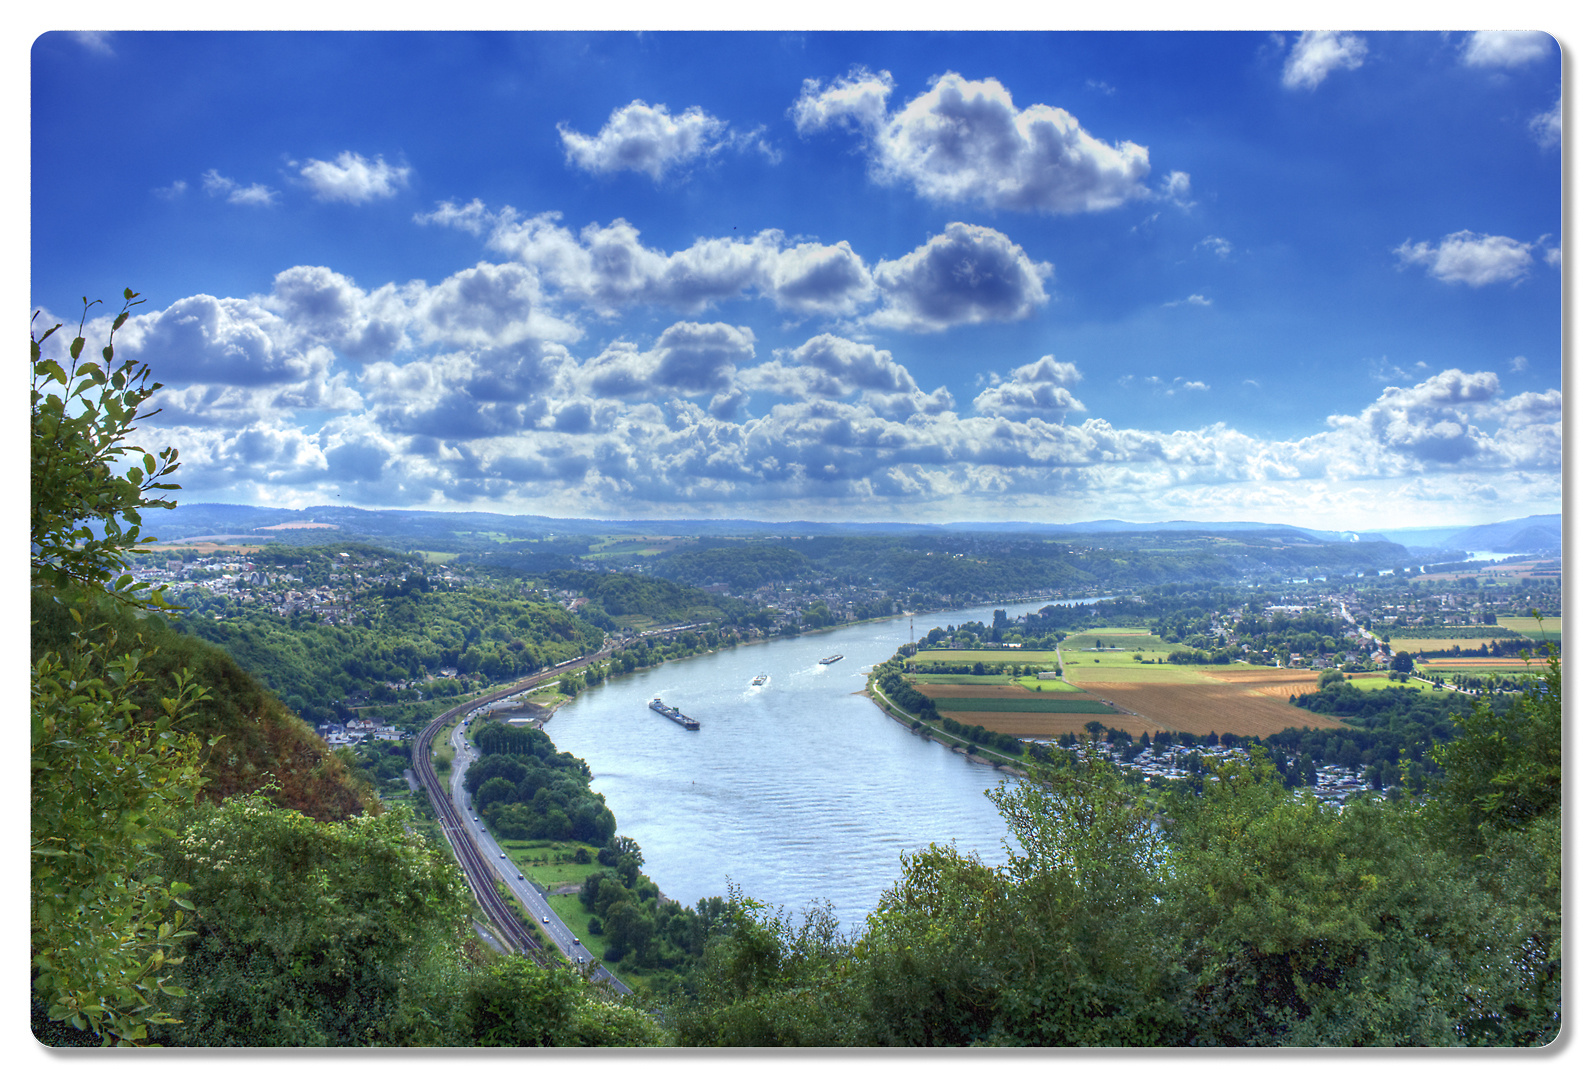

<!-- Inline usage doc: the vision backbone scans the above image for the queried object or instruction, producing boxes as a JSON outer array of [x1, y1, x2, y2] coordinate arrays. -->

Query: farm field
[[1387, 634, 1521, 653], [1060, 630, 1167, 652], [932, 697, 1118, 714], [1066, 660, 1215, 683], [918, 650, 1060, 664], [1497, 616, 1561, 642], [1420, 656, 1555, 670], [947, 712, 1165, 738], [1085, 682, 1349, 739], [911, 663, 1350, 739]]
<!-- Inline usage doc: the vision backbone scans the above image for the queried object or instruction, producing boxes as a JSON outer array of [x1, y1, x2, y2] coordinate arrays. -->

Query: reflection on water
[[546, 601, 1060, 930]]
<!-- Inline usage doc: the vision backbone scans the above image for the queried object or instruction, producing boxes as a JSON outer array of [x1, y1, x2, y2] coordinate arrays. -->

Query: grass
[[921, 649, 1063, 664], [1059, 631, 1165, 652], [1016, 676, 1083, 692], [906, 673, 1026, 685], [1497, 616, 1561, 642]]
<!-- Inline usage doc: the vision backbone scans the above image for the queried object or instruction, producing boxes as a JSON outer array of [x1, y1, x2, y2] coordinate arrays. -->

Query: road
[[410, 649, 630, 996]]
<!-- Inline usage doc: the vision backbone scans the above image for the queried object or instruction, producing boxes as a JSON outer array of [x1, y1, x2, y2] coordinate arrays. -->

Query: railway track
[[410, 650, 613, 961]]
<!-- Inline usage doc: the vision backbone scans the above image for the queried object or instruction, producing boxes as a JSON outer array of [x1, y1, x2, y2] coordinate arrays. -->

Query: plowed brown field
[[1084, 682, 1348, 739]]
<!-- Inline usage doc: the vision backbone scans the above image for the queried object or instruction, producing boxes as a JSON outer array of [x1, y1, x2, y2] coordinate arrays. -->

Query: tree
[[32, 291, 182, 609], [151, 795, 471, 1046], [31, 292, 211, 1044]]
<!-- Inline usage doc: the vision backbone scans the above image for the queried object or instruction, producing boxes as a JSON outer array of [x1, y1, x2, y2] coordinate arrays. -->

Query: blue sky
[[29, 28, 1564, 530]]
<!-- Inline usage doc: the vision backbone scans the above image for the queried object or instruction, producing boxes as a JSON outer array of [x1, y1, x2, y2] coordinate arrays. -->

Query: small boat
[[819, 654, 844, 665], [751, 674, 768, 686], [649, 698, 700, 730]]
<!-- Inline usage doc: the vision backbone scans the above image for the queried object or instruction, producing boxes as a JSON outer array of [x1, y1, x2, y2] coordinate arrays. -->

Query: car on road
[[499, 853, 506, 858], [542, 916, 549, 923]]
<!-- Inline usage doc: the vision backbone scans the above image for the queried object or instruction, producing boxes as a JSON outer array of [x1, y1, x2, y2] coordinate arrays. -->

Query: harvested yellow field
[[1083, 682, 1347, 739], [1200, 668, 1320, 698]]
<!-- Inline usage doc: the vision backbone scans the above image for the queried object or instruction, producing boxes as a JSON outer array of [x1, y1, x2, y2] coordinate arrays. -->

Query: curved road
[[410, 650, 630, 996]]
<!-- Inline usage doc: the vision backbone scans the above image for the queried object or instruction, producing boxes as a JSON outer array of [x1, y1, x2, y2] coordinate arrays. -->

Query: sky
[[28, 27, 1565, 531]]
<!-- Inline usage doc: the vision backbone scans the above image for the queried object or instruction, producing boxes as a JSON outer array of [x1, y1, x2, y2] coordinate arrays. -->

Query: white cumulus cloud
[[1282, 31, 1368, 90], [559, 101, 732, 180], [1531, 93, 1562, 148], [1461, 31, 1556, 68], [1394, 230, 1537, 287], [795, 68, 1151, 214], [296, 151, 411, 203], [201, 169, 277, 207], [973, 356, 1086, 420], [870, 222, 1052, 332]]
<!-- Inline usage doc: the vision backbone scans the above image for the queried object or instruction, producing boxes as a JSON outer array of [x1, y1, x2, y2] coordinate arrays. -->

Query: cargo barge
[[649, 698, 700, 730], [819, 654, 844, 665]]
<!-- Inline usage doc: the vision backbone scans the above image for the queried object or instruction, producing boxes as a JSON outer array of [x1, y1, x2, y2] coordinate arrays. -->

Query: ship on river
[[751, 674, 768, 686], [649, 698, 700, 730], [819, 654, 844, 665]]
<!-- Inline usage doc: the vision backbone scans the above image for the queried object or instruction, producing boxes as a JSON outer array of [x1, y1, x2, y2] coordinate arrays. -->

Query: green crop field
[[1497, 616, 1561, 642], [934, 697, 1119, 714], [1016, 676, 1083, 692], [919, 650, 1060, 664], [907, 673, 1023, 685]]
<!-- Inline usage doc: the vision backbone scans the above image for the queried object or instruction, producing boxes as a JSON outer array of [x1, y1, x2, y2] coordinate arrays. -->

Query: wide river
[[545, 599, 1070, 931]]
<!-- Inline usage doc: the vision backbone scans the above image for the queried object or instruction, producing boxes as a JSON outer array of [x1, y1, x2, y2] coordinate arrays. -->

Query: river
[[545, 598, 1079, 931]]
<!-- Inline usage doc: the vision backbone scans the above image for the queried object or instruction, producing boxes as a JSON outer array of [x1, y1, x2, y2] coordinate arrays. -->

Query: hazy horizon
[[32, 30, 1563, 533]]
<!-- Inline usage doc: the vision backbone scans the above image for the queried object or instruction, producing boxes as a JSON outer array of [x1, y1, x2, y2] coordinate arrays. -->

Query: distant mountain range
[[1373, 514, 1561, 555], [140, 504, 1561, 557]]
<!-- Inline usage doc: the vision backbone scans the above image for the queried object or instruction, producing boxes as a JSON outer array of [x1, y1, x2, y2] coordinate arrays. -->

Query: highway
[[409, 649, 630, 995]]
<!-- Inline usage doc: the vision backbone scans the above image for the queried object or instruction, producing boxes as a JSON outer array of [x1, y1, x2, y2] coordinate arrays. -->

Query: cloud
[[116, 294, 313, 387], [295, 151, 411, 203], [1197, 235, 1231, 258], [584, 322, 756, 400], [558, 101, 733, 180], [201, 169, 277, 207], [1159, 171, 1193, 209], [125, 281, 1555, 521], [972, 356, 1085, 420], [414, 261, 578, 348], [1282, 31, 1368, 90], [791, 66, 897, 134], [153, 180, 188, 200], [1394, 230, 1537, 287], [870, 222, 1052, 332], [795, 68, 1151, 214], [1327, 368, 1500, 464], [1510, 355, 1529, 373], [1531, 94, 1562, 148], [71, 31, 114, 55], [418, 203, 876, 318], [1162, 294, 1212, 308], [1460, 31, 1556, 68]]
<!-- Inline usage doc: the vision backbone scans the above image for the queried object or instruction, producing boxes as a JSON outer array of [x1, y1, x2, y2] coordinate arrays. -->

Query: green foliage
[[31, 291, 182, 610], [152, 795, 471, 1046], [31, 617, 211, 1044]]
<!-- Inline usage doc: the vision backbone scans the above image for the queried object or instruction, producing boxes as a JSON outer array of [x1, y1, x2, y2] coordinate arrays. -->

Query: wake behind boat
[[649, 698, 700, 730]]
